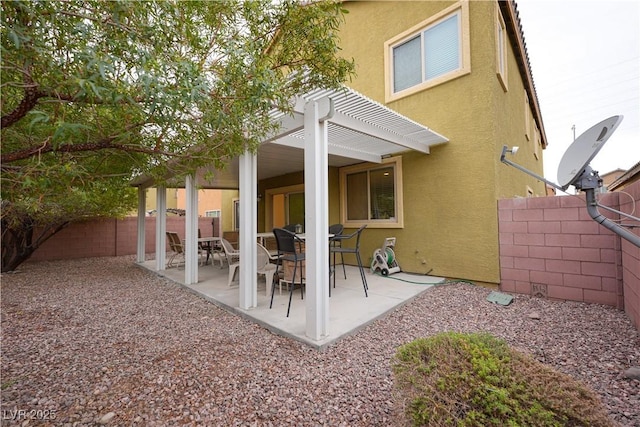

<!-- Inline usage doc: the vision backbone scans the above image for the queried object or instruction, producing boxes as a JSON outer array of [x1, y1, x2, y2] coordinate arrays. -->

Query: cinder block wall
[[498, 180, 640, 329], [619, 182, 640, 328], [30, 217, 217, 262]]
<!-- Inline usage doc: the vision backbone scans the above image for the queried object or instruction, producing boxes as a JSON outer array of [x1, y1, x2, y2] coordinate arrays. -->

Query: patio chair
[[221, 238, 241, 286], [166, 231, 184, 268], [167, 231, 207, 268], [257, 243, 278, 296], [329, 224, 368, 297], [270, 227, 306, 317], [328, 224, 346, 290]]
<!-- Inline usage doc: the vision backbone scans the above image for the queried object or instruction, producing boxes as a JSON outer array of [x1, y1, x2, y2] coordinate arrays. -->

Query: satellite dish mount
[[500, 115, 640, 248]]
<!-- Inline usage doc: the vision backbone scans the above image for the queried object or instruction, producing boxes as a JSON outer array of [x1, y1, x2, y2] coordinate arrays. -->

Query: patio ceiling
[[133, 85, 448, 189]]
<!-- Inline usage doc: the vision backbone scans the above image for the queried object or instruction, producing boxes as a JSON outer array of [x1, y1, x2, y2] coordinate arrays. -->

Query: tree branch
[[1, 81, 44, 129], [1, 84, 150, 130], [0, 127, 180, 163]]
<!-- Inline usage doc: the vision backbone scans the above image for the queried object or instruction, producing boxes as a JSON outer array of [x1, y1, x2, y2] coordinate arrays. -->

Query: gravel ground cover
[[1, 256, 638, 426]]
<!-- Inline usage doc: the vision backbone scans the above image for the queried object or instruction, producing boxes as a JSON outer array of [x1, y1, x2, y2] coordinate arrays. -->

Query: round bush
[[392, 332, 613, 427]]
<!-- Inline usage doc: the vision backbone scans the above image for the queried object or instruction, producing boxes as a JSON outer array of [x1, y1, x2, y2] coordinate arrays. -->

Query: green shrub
[[392, 332, 613, 427]]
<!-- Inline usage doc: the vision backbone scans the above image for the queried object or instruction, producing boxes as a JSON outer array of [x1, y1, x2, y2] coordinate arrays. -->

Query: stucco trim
[[495, 2, 509, 92]]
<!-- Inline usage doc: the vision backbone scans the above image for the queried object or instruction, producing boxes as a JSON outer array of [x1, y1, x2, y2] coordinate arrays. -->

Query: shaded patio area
[[138, 258, 444, 349], [133, 85, 449, 343]]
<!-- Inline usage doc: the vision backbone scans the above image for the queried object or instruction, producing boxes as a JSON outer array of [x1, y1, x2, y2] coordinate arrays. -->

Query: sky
[[514, 0, 639, 186]]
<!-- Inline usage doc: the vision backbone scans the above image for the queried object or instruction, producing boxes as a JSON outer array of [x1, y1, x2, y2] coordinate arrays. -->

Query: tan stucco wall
[[175, 189, 223, 217], [144, 188, 224, 217], [221, 189, 239, 232], [145, 188, 179, 212], [493, 9, 547, 200], [335, 1, 546, 284], [257, 169, 341, 233]]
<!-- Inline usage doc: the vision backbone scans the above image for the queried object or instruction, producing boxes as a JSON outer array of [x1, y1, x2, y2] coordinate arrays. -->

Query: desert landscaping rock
[[1, 256, 639, 426], [623, 366, 640, 380], [97, 411, 116, 424]]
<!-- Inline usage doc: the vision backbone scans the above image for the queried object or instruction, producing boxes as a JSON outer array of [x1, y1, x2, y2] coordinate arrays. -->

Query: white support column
[[238, 151, 258, 309], [185, 176, 199, 285], [304, 98, 331, 340], [155, 186, 167, 271], [136, 188, 146, 263]]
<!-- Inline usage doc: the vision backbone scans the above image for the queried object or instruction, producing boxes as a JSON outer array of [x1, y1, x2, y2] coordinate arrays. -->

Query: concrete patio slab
[[138, 258, 444, 349]]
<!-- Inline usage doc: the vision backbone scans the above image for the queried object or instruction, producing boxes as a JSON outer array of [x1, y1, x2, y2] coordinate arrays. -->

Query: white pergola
[[134, 86, 448, 341]]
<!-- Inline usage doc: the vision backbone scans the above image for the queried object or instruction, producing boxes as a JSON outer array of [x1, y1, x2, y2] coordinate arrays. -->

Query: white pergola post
[[185, 175, 198, 285], [238, 151, 258, 309], [136, 188, 146, 263], [155, 186, 167, 270], [304, 98, 331, 340]]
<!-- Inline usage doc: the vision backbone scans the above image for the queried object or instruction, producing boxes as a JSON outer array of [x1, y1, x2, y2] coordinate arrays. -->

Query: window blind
[[393, 35, 422, 92], [423, 13, 460, 80]]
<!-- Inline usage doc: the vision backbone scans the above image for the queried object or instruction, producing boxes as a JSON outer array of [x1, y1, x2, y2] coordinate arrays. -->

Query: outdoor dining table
[[197, 236, 221, 266], [256, 232, 274, 246], [199, 233, 335, 296]]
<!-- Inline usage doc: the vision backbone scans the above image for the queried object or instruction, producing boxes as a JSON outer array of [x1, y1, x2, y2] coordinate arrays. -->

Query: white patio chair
[[221, 238, 241, 286], [257, 243, 277, 296]]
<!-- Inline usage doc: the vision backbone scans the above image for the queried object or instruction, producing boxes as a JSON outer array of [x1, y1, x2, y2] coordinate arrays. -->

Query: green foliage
[[1, 0, 354, 271], [392, 332, 614, 427]]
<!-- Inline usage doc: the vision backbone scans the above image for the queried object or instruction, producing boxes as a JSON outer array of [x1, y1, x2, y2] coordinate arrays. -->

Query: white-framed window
[[533, 126, 541, 160], [339, 157, 404, 228], [204, 210, 220, 218], [496, 4, 508, 91], [384, 1, 470, 102], [524, 90, 531, 141]]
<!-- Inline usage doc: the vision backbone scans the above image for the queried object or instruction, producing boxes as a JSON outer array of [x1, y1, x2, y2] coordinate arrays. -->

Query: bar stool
[[329, 225, 368, 297]]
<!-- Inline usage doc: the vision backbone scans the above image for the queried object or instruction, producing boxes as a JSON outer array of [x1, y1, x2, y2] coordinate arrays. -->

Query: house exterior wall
[[600, 169, 626, 190], [144, 188, 179, 212], [498, 180, 640, 329], [176, 188, 223, 217], [257, 169, 341, 233], [333, 0, 545, 284], [143, 188, 223, 217], [220, 189, 239, 232]]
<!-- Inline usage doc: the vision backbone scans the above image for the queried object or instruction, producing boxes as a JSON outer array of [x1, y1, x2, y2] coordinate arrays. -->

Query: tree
[[1, 0, 355, 272]]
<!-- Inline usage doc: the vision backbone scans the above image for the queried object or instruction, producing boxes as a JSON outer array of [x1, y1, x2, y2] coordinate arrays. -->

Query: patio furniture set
[[166, 224, 369, 316]]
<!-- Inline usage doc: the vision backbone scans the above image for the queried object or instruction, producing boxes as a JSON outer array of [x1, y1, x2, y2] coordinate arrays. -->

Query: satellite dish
[[500, 114, 639, 248], [557, 115, 623, 189]]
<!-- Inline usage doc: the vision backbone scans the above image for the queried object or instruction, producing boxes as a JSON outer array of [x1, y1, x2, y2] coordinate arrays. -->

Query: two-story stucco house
[[255, 0, 547, 285], [134, 0, 548, 339]]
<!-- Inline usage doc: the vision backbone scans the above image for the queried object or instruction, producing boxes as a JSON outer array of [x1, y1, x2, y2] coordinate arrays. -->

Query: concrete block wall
[[30, 217, 217, 262], [619, 182, 640, 328], [498, 180, 640, 329]]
